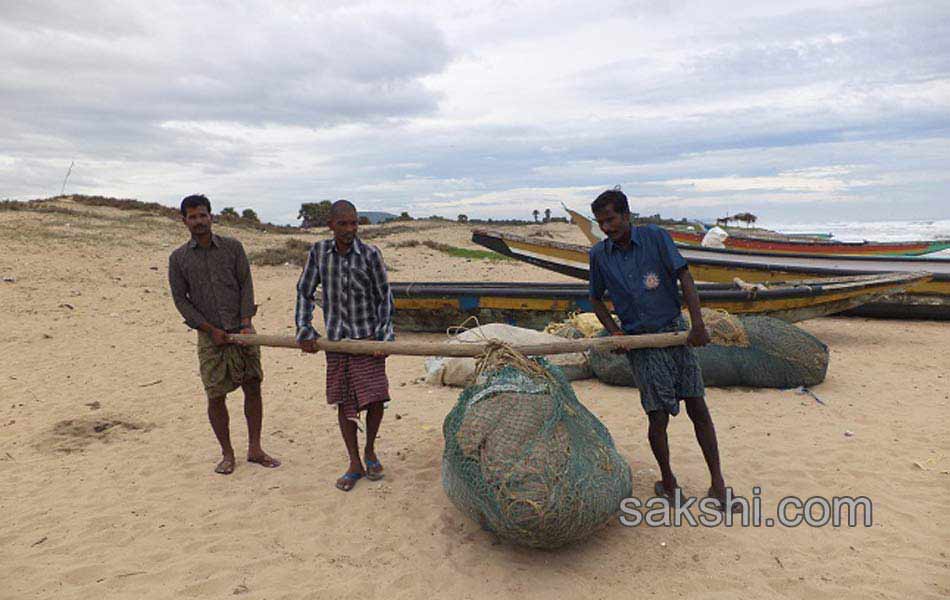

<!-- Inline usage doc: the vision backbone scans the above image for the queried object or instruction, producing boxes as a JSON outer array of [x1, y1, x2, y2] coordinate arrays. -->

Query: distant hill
[[2, 195, 303, 235], [361, 211, 398, 224]]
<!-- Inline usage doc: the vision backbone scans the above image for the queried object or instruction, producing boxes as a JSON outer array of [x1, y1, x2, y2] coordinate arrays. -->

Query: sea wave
[[758, 219, 950, 257]]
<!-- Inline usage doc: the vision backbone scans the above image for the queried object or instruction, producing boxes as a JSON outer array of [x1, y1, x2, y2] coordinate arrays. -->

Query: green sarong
[[197, 330, 263, 398]]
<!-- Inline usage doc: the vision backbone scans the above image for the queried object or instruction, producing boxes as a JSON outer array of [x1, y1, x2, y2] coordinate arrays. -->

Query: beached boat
[[565, 206, 950, 256], [389, 273, 932, 332], [667, 230, 950, 256], [471, 229, 950, 319]]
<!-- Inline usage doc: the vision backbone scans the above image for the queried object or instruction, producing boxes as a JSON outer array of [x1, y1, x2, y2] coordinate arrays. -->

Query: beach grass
[[249, 238, 312, 266], [251, 237, 508, 268]]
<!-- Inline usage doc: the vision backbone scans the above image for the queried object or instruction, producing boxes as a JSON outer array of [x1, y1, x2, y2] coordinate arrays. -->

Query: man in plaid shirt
[[295, 200, 395, 491]]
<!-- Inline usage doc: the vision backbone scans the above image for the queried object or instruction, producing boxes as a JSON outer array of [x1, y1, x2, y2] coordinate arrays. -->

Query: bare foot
[[215, 456, 236, 475], [247, 452, 281, 468]]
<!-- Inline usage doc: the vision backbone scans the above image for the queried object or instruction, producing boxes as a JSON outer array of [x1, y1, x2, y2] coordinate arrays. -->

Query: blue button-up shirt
[[589, 224, 688, 334]]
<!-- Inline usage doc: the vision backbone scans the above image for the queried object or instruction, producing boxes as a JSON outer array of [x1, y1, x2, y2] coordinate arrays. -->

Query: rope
[[473, 340, 556, 384], [447, 316, 556, 385]]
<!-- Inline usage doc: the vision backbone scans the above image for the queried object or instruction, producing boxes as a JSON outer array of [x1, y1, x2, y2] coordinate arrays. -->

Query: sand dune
[[0, 199, 947, 599]]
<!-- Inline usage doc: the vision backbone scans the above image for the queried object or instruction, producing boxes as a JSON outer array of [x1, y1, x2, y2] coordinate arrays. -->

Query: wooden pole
[[229, 332, 687, 357]]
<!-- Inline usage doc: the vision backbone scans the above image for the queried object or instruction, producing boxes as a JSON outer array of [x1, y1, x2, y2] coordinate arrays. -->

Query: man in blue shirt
[[588, 189, 738, 512]]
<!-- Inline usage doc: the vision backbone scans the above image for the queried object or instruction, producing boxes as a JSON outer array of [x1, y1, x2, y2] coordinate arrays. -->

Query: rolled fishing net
[[441, 345, 632, 549]]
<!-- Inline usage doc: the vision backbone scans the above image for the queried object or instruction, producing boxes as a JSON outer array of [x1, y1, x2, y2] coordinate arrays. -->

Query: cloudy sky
[[1, 0, 948, 224]]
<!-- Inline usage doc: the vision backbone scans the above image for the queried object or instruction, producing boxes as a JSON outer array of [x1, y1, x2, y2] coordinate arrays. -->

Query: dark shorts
[[625, 316, 704, 416], [197, 331, 263, 399]]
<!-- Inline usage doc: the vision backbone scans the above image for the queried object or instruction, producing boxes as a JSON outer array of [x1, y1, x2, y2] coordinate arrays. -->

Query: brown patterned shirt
[[168, 234, 257, 332]]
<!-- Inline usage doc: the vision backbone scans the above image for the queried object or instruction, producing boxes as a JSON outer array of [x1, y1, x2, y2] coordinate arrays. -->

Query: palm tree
[[532, 209, 540, 223]]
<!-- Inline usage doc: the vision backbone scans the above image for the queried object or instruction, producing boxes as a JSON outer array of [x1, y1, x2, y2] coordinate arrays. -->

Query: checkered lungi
[[625, 315, 705, 416], [325, 352, 390, 421]]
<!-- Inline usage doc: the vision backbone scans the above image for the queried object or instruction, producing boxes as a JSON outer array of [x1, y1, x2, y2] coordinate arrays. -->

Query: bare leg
[[683, 396, 739, 512], [243, 380, 280, 468], [336, 405, 364, 490], [207, 395, 235, 474], [364, 402, 385, 479], [647, 410, 677, 496]]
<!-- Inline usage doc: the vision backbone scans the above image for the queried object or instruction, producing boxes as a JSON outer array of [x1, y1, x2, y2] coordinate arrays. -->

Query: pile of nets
[[441, 345, 632, 549], [589, 310, 829, 388]]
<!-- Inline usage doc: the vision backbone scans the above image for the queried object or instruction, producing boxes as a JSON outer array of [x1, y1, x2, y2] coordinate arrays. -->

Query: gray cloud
[[0, 0, 147, 36], [0, 1, 451, 155]]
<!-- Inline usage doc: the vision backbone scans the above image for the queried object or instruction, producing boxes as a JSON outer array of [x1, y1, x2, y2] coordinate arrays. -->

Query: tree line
[[297, 201, 566, 228]]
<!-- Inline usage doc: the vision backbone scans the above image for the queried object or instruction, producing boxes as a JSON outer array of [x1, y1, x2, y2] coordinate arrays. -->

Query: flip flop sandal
[[336, 472, 362, 492], [654, 480, 674, 500], [708, 488, 743, 514], [365, 459, 385, 481], [247, 455, 281, 468]]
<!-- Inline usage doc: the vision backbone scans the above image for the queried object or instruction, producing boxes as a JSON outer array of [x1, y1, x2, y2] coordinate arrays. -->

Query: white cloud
[[657, 174, 849, 194], [1, 0, 947, 224]]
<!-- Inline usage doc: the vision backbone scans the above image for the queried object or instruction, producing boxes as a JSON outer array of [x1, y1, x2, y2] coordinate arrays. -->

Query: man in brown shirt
[[168, 194, 280, 475]]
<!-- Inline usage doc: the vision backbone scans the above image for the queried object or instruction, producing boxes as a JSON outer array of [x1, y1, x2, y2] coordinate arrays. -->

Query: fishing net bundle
[[441, 343, 632, 549], [543, 312, 604, 339], [588, 310, 828, 388], [691, 313, 828, 388]]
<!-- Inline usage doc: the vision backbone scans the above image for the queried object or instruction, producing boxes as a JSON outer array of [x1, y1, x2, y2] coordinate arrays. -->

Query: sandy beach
[[1, 198, 947, 599]]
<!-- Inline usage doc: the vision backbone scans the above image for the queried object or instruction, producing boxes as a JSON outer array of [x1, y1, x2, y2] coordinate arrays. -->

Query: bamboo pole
[[229, 332, 687, 357]]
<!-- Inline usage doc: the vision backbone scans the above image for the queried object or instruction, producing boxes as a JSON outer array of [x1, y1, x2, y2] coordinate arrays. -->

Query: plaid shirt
[[295, 237, 395, 342]]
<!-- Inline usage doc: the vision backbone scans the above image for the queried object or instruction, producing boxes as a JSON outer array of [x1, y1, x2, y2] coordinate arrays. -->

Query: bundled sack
[[441, 354, 632, 549], [590, 310, 829, 388], [424, 323, 591, 386], [543, 312, 604, 339]]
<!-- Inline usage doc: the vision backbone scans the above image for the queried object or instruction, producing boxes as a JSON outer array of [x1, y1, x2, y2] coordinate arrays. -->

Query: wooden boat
[[471, 228, 950, 319], [564, 206, 950, 256], [389, 273, 932, 332], [667, 230, 950, 256], [768, 232, 832, 240]]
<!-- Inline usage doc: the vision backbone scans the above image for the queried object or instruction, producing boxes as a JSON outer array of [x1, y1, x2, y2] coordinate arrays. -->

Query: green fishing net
[[590, 313, 828, 388], [441, 356, 632, 549]]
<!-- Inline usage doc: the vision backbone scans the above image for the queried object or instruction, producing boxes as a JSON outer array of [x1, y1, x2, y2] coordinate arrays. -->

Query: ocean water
[[758, 219, 950, 257]]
